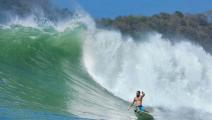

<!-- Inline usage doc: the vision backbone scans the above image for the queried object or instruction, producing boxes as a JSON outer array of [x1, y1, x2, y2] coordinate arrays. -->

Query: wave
[[0, 10, 212, 120], [83, 28, 212, 119], [0, 23, 132, 120]]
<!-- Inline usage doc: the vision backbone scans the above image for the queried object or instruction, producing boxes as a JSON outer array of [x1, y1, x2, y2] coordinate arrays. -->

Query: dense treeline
[[96, 11, 212, 52]]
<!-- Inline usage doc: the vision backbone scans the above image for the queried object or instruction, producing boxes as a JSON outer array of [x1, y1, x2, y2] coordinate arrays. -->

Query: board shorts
[[136, 105, 144, 112]]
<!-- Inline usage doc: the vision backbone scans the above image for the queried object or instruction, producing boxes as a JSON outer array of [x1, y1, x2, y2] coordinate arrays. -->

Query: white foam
[[3, 6, 95, 33], [55, 12, 96, 32], [7, 15, 39, 28], [83, 29, 212, 114]]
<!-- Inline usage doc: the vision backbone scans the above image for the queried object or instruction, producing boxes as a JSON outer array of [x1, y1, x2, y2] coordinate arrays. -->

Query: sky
[[52, 0, 212, 18]]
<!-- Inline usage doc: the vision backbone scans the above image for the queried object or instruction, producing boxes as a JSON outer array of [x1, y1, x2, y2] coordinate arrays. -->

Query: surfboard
[[134, 111, 154, 120]]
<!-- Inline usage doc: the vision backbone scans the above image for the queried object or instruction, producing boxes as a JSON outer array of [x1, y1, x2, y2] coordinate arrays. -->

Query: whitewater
[[0, 9, 212, 120]]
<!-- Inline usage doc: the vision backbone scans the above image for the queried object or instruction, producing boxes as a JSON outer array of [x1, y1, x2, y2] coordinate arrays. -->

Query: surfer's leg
[[137, 106, 141, 112], [139, 106, 144, 112], [134, 106, 139, 113], [141, 106, 144, 112]]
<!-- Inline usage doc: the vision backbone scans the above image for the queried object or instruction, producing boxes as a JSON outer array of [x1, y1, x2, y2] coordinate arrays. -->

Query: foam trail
[[83, 30, 212, 115]]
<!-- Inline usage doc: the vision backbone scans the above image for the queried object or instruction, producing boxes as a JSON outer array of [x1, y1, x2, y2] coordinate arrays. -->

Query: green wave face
[[0, 26, 83, 112], [0, 26, 131, 119]]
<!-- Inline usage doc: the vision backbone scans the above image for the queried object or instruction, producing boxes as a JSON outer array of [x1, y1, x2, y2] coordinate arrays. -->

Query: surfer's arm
[[141, 91, 145, 97], [128, 98, 135, 110]]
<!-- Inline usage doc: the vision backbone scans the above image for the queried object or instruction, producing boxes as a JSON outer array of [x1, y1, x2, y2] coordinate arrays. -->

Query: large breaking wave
[[0, 1, 212, 120], [0, 14, 133, 120], [83, 29, 212, 120]]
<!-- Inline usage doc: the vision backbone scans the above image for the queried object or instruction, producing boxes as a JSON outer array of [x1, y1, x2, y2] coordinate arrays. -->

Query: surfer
[[128, 91, 145, 112]]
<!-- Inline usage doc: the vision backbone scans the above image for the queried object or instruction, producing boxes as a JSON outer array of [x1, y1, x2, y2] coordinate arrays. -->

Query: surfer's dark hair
[[137, 91, 140, 94]]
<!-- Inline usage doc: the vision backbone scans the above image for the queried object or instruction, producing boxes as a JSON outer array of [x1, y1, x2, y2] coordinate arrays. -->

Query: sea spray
[[0, 2, 212, 119], [83, 29, 212, 115]]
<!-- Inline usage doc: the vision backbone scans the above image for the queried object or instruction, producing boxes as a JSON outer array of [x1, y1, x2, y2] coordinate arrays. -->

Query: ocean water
[[0, 11, 212, 120]]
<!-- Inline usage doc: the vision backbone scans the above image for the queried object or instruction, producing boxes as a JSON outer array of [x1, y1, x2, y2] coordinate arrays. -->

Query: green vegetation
[[96, 11, 212, 51]]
